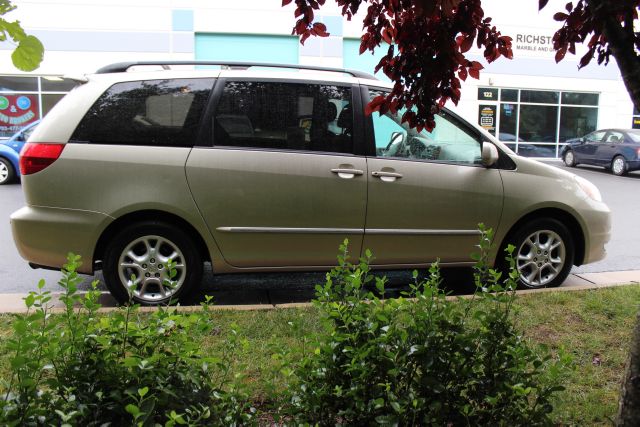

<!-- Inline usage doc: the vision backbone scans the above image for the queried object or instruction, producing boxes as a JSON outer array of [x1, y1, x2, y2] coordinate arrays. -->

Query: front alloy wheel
[[517, 230, 566, 287], [510, 218, 574, 288]]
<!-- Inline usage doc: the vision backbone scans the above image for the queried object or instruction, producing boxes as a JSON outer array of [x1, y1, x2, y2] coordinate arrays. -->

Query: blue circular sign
[[16, 96, 31, 110]]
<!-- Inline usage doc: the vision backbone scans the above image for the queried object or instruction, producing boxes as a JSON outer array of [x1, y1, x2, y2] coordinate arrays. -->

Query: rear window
[[71, 78, 214, 147], [628, 130, 640, 143]]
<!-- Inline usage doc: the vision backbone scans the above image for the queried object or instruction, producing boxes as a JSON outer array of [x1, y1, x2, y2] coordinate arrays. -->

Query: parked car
[[561, 128, 640, 176], [11, 61, 611, 305], [0, 121, 39, 185]]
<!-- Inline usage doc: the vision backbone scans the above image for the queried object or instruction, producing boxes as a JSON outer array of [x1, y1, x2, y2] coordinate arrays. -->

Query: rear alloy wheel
[[0, 158, 15, 185], [611, 155, 627, 176], [511, 218, 574, 288], [563, 150, 576, 167], [103, 221, 203, 305]]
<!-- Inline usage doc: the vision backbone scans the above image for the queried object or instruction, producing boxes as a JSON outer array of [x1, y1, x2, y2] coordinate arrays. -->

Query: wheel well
[[93, 210, 211, 271], [498, 208, 586, 266], [0, 155, 14, 166]]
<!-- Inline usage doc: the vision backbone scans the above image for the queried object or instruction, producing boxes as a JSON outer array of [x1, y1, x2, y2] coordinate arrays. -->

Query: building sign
[[0, 94, 39, 135], [478, 104, 496, 135], [632, 116, 640, 129], [478, 87, 498, 101], [509, 31, 557, 58]]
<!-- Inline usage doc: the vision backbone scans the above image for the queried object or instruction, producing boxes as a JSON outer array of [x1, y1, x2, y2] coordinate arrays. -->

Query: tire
[[506, 218, 574, 289], [563, 150, 576, 167], [611, 155, 627, 176], [103, 221, 203, 305], [0, 157, 15, 185]]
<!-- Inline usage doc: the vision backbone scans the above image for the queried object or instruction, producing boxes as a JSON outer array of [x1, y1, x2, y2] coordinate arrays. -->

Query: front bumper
[[579, 199, 611, 265], [10, 205, 111, 274]]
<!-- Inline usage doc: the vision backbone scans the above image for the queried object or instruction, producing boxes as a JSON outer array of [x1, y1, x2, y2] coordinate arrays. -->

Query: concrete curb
[[0, 270, 639, 314]]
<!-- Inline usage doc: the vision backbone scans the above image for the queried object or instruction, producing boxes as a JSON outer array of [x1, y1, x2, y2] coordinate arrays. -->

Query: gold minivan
[[11, 62, 611, 305]]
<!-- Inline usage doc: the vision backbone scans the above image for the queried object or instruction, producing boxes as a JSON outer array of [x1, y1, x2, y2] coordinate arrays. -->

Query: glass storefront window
[[41, 77, 78, 92], [519, 104, 558, 142], [507, 143, 556, 158], [501, 89, 518, 102], [0, 75, 75, 138], [520, 90, 559, 104], [561, 92, 598, 106], [42, 93, 67, 116], [499, 103, 518, 141], [0, 76, 38, 92], [0, 93, 40, 138], [482, 87, 600, 157], [559, 106, 597, 141]]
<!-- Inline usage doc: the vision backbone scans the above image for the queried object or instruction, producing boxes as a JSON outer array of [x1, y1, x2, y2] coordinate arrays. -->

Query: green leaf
[[390, 400, 402, 413], [0, 18, 25, 41], [11, 34, 43, 71], [125, 403, 140, 417]]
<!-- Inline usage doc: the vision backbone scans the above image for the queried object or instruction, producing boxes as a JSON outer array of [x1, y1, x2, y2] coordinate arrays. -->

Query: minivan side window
[[71, 78, 214, 147], [370, 90, 481, 165], [214, 81, 353, 154]]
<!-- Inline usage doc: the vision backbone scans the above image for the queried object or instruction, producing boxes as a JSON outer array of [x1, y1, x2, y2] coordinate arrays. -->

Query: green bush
[[1, 227, 571, 425], [283, 225, 570, 426], [0, 254, 253, 426]]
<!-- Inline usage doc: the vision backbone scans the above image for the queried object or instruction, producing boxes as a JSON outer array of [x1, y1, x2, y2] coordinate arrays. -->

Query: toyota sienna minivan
[[11, 61, 611, 305]]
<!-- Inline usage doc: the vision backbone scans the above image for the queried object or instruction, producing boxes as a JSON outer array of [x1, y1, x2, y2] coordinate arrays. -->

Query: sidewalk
[[0, 270, 639, 314]]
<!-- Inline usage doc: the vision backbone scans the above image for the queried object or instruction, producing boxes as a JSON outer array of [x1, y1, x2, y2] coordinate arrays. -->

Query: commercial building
[[0, 0, 633, 158]]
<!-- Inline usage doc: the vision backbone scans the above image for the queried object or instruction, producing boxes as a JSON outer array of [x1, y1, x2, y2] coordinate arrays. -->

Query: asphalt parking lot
[[1, 160, 638, 305]]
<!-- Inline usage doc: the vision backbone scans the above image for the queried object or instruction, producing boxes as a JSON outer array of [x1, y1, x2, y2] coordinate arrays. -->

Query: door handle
[[331, 168, 364, 179], [372, 170, 403, 182]]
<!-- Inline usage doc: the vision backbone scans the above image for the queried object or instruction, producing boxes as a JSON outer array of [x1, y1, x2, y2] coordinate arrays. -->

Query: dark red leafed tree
[[283, 0, 513, 131], [544, 0, 640, 112], [284, 0, 640, 124], [284, 2, 640, 422]]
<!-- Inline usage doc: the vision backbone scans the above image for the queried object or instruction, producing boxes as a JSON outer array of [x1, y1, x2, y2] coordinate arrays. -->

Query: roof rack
[[95, 61, 378, 80]]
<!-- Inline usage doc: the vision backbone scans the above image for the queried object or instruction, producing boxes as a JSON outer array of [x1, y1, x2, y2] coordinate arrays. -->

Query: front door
[[574, 130, 606, 163], [363, 99, 504, 265], [187, 79, 367, 268]]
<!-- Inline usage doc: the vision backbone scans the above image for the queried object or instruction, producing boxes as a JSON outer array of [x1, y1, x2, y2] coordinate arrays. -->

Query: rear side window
[[71, 78, 214, 147], [214, 81, 353, 154]]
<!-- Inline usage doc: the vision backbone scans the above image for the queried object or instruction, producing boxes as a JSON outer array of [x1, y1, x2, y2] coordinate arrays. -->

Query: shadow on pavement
[[190, 266, 478, 306], [79, 264, 480, 307]]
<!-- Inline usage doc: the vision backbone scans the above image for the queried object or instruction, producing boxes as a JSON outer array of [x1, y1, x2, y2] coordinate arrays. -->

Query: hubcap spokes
[[0, 163, 8, 182], [613, 159, 624, 174], [117, 235, 186, 302], [566, 152, 573, 165], [516, 230, 565, 287]]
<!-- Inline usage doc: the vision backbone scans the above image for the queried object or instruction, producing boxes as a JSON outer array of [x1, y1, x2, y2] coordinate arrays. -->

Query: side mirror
[[481, 142, 499, 167], [15, 134, 24, 142]]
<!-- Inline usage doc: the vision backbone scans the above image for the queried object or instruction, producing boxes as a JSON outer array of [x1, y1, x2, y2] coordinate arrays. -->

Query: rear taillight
[[20, 143, 66, 175], [637, 147, 640, 158]]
